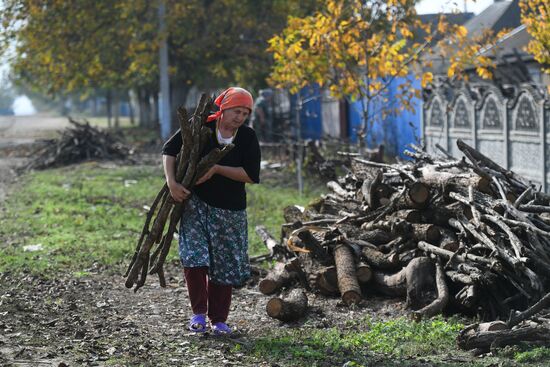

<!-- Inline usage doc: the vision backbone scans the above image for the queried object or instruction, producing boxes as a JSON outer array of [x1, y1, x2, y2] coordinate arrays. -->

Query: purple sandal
[[188, 314, 207, 333], [211, 322, 232, 335]]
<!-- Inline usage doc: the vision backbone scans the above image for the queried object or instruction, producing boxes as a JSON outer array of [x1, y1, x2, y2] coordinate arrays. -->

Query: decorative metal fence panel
[[423, 84, 550, 191]]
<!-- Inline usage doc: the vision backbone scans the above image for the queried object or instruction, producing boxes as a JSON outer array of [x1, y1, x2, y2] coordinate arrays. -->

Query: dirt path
[[0, 264, 409, 367]]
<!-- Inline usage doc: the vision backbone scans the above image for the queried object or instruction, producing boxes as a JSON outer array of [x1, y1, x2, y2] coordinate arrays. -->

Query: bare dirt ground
[[0, 116, 429, 366]]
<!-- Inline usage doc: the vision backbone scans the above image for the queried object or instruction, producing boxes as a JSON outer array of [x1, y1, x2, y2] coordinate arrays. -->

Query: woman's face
[[220, 107, 250, 130]]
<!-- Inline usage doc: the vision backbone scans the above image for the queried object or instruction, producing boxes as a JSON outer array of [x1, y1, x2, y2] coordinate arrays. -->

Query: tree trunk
[[113, 90, 120, 128], [127, 90, 135, 126], [137, 88, 153, 128], [170, 82, 189, 134], [106, 90, 113, 128]]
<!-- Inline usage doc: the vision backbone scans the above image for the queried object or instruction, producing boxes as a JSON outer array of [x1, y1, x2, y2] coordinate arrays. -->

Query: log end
[[259, 279, 278, 295], [266, 298, 283, 318], [356, 264, 373, 283], [342, 291, 362, 306], [409, 182, 430, 205]]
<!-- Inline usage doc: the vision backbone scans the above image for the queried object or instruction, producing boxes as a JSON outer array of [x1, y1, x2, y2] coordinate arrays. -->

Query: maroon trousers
[[183, 266, 232, 323]]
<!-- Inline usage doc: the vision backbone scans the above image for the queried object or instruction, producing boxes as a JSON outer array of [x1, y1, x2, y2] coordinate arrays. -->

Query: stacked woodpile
[[259, 140, 550, 328], [125, 95, 232, 291], [26, 118, 131, 170]]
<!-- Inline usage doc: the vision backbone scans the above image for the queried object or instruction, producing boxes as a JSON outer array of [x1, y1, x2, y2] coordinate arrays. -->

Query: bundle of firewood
[[125, 94, 232, 292], [26, 118, 131, 170], [258, 139, 550, 323]]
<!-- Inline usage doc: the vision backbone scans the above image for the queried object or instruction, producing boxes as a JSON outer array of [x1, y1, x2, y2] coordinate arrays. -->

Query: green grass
[[0, 163, 323, 274], [514, 347, 550, 363], [0, 163, 164, 275], [247, 316, 469, 366], [247, 174, 324, 255], [244, 315, 550, 367]]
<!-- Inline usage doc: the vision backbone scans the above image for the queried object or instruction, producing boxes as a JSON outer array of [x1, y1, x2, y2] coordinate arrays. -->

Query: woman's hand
[[167, 180, 190, 202], [195, 165, 219, 185]]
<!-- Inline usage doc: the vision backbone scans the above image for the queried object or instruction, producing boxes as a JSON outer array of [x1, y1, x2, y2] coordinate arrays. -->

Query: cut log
[[259, 262, 298, 295], [439, 228, 459, 252], [356, 263, 373, 283], [283, 205, 305, 223], [361, 247, 399, 270], [408, 182, 431, 206], [266, 289, 308, 322], [411, 224, 441, 243], [457, 326, 550, 351], [334, 244, 362, 305], [478, 321, 508, 333], [315, 266, 339, 296], [420, 166, 491, 192], [391, 209, 422, 223], [356, 229, 394, 245], [455, 285, 479, 308]]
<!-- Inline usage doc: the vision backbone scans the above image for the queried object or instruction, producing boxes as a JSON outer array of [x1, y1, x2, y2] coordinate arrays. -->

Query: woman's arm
[[195, 164, 253, 184], [162, 154, 191, 202]]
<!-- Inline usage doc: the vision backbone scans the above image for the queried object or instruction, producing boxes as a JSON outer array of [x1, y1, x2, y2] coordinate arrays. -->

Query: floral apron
[[178, 194, 250, 286]]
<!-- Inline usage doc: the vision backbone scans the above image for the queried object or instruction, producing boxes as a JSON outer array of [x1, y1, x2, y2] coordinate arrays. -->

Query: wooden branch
[[457, 326, 550, 351], [361, 247, 399, 270], [297, 230, 332, 265], [411, 223, 441, 243], [255, 225, 282, 257], [372, 268, 407, 297], [353, 158, 417, 182], [507, 292, 550, 328], [417, 241, 495, 266], [412, 262, 449, 319]]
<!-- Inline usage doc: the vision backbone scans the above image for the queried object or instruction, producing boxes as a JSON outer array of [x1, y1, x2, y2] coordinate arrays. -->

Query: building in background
[[423, 0, 550, 190]]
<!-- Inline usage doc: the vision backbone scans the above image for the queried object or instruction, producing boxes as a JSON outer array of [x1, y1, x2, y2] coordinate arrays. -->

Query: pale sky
[[416, 0, 496, 15]]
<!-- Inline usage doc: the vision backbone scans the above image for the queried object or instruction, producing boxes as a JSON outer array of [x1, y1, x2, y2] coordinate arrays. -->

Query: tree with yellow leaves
[[0, 0, 316, 127], [520, 0, 550, 74], [268, 0, 500, 140]]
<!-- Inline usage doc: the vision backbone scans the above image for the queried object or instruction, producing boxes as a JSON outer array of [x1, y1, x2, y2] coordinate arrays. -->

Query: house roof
[[464, 0, 521, 37], [480, 24, 533, 62]]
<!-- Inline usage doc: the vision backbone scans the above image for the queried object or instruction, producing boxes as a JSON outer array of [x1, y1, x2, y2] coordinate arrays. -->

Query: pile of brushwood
[[26, 118, 131, 170], [124, 95, 232, 292], [257, 140, 550, 351]]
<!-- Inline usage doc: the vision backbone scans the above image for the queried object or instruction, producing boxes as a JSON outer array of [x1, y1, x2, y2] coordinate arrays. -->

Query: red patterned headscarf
[[206, 87, 254, 122]]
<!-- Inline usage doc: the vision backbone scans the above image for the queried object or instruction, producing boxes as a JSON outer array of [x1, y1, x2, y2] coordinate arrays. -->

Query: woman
[[161, 87, 261, 335]]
